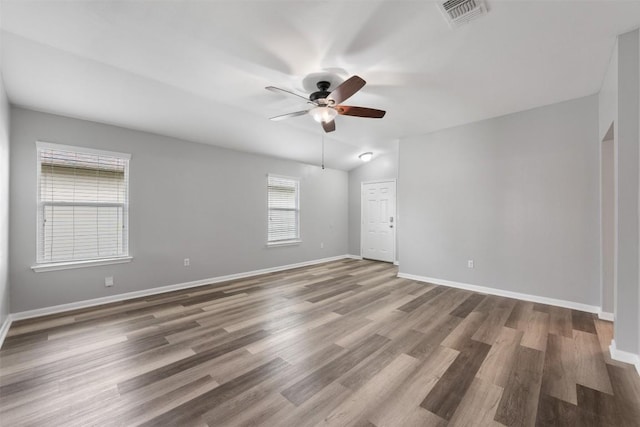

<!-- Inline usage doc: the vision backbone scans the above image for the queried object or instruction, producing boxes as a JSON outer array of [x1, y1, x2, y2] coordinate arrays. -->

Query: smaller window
[[267, 174, 300, 244]]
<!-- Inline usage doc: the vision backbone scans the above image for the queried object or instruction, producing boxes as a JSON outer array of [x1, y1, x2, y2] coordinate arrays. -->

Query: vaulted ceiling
[[1, 1, 640, 170]]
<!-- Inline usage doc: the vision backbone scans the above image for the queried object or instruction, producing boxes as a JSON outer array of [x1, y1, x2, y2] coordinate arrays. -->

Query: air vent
[[438, 0, 487, 27]]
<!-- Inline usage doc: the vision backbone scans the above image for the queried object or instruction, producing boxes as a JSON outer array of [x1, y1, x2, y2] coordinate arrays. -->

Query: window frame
[[32, 141, 132, 272], [266, 174, 301, 246]]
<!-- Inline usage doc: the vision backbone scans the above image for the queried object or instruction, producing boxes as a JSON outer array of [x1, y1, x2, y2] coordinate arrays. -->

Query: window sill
[[31, 256, 133, 272], [267, 240, 302, 248]]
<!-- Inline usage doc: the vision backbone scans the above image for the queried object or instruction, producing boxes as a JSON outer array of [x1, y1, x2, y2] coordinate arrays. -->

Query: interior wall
[[347, 148, 398, 256], [615, 29, 640, 355], [398, 95, 600, 306], [9, 107, 348, 313], [0, 55, 10, 326], [597, 29, 640, 361], [600, 42, 618, 142]]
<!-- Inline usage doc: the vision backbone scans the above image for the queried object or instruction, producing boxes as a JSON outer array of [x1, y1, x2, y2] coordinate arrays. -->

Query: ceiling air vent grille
[[439, 0, 487, 27]]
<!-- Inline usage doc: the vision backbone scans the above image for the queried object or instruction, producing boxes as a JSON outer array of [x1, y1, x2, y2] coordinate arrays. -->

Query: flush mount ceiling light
[[359, 152, 373, 162], [310, 106, 338, 123]]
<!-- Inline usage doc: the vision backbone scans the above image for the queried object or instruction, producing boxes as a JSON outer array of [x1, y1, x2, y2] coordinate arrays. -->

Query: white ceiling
[[1, 1, 639, 170]]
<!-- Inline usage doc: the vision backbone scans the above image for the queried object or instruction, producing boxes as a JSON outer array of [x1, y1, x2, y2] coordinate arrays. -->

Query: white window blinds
[[267, 175, 300, 243], [36, 143, 130, 264]]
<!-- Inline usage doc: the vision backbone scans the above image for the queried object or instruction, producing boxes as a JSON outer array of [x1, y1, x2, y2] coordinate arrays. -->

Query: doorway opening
[[601, 122, 615, 319]]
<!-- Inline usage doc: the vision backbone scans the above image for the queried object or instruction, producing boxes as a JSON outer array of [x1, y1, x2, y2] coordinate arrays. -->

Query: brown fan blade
[[269, 110, 309, 121], [336, 105, 386, 118], [327, 76, 366, 105], [322, 120, 336, 133], [265, 86, 310, 102]]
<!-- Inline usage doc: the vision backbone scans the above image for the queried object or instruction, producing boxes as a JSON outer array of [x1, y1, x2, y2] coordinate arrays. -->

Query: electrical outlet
[[105, 276, 114, 287], [320, 242, 324, 249], [467, 260, 474, 268], [184, 258, 190, 267]]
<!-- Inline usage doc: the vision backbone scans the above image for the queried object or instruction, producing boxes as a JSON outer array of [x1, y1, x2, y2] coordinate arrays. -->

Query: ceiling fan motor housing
[[309, 81, 332, 103]]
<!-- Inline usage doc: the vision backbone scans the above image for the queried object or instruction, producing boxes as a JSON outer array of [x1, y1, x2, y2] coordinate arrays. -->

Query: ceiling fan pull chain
[[321, 134, 325, 170]]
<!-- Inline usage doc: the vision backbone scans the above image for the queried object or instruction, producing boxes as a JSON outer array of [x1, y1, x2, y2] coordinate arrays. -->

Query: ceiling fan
[[265, 75, 386, 133]]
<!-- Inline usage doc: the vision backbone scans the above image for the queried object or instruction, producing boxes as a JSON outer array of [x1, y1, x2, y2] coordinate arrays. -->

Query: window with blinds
[[36, 142, 130, 264], [267, 175, 300, 244]]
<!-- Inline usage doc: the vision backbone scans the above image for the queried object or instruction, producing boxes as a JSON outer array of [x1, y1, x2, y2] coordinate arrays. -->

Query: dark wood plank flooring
[[1, 259, 638, 426]]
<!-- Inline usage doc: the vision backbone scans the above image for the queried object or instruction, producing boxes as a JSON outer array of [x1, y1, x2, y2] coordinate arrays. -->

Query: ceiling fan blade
[[269, 110, 309, 121], [265, 86, 310, 102], [322, 120, 336, 133], [336, 105, 386, 118], [327, 76, 366, 105]]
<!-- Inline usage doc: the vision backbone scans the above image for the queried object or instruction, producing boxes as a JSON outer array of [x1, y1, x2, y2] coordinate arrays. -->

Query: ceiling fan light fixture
[[359, 152, 373, 162], [310, 106, 338, 123]]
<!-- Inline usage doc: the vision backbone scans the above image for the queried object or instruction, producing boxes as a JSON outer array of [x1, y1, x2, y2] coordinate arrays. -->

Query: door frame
[[360, 179, 397, 264]]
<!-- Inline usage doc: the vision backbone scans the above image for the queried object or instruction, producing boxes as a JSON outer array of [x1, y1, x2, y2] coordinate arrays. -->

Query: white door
[[362, 181, 396, 263]]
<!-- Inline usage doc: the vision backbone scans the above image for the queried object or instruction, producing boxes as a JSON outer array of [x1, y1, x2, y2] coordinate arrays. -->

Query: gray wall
[[348, 149, 398, 256], [599, 42, 618, 142], [615, 29, 639, 355], [0, 65, 10, 327], [9, 108, 348, 312], [597, 28, 640, 358], [398, 95, 600, 306]]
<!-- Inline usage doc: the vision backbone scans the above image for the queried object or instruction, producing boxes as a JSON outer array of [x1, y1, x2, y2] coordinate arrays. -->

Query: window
[[267, 174, 300, 244], [35, 142, 130, 267]]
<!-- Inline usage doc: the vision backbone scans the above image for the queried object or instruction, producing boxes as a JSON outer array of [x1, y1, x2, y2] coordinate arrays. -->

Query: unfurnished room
[[0, 1, 639, 426]]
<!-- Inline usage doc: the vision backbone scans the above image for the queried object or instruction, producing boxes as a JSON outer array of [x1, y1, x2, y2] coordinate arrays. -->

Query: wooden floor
[[1, 259, 639, 426]]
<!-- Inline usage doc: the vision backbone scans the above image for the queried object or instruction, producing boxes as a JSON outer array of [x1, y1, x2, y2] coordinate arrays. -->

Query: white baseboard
[[598, 311, 615, 321], [0, 315, 12, 349], [397, 272, 601, 314], [610, 340, 640, 376], [393, 261, 399, 266], [10, 254, 352, 322]]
